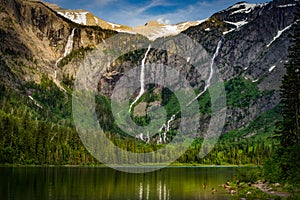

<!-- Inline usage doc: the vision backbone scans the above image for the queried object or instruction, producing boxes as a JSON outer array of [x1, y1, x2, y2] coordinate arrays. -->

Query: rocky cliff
[[0, 0, 115, 88], [182, 0, 296, 132], [0, 0, 297, 138]]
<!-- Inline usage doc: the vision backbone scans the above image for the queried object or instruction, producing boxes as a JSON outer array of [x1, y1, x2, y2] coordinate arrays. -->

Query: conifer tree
[[269, 1, 300, 184], [280, 1, 300, 147]]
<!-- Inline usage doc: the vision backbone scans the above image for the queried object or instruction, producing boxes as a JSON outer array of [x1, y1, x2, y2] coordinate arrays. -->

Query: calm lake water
[[0, 166, 247, 200]]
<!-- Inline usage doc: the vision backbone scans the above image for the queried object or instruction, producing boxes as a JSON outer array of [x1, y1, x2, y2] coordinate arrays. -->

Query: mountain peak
[[145, 20, 165, 27]]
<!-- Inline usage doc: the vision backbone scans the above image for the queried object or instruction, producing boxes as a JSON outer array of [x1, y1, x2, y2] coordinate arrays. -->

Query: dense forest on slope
[[0, 75, 278, 165]]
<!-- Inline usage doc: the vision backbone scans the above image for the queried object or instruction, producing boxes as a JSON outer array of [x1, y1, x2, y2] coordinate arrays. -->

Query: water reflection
[[0, 166, 243, 200]]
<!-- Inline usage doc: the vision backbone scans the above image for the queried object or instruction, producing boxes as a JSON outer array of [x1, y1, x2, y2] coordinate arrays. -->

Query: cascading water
[[188, 40, 222, 104], [158, 114, 176, 144], [129, 45, 151, 112], [63, 28, 75, 57], [134, 41, 222, 144], [145, 132, 150, 144], [166, 114, 175, 132], [157, 40, 223, 143], [54, 28, 75, 80]]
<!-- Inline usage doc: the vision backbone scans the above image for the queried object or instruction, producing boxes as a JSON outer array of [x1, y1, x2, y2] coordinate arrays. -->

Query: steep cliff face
[[0, 0, 115, 87], [96, 0, 297, 135], [181, 0, 296, 132], [0, 0, 296, 137], [184, 0, 295, 83]]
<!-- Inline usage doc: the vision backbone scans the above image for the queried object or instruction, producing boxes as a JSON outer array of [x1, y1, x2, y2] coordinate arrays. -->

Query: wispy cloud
[[135, 0, 172, 14], [157, 17, 170, 24], [46, 0, 268, 26], [107, 0, 229, 26], [91, 0, 117, 6]]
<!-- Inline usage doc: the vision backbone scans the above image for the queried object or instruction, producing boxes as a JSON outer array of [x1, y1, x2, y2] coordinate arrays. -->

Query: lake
[[0, 166, 248, 200]]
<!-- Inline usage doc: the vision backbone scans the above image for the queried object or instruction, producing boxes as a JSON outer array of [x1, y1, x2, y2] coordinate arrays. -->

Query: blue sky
[[47, 0, 269, 26]]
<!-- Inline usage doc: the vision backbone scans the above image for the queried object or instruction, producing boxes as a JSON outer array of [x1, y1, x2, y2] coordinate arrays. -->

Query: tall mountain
[[42, 1, 202, 40], [182, 0, 296, 132], [0, 0, 297, 140]]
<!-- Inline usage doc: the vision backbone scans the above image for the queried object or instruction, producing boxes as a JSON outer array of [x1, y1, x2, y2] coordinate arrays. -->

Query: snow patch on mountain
[[224, 20, 248, 28], [94, 17, 98, 25], [229, 3, 258, 15], [269, 65, 276, 72], [277, 4, 296, 8], [137, 19, 207, 41], [28, 95, 43, 108], [108, 22, 120, 29], [58, 11, 88, 25], [147, 25, 179, 40], [223, 28, 235, 35], [267, 24, 293, 47]]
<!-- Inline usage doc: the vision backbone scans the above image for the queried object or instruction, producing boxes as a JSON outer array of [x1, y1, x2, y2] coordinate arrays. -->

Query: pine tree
[[280, 1, 300, 147], [265, 1, 300, 185]]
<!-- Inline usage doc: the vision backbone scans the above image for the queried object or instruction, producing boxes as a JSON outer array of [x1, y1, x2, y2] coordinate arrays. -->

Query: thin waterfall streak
[[166, 114, 176, 132], [162, 132, 167, 143], [157, 133, 163, 144], [159, 124, 166, 132], [158, 112, 179, 144], [129, 45, 151, 112], [207, 40, 222, 88], [54, 28, 75, 79], [146, 132, 150, 144], [187, 40, 222, 105]]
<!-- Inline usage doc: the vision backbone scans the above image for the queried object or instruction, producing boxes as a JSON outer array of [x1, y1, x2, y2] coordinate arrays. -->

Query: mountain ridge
[[39, 0, 209, 40], [0, 0, 297, 140]]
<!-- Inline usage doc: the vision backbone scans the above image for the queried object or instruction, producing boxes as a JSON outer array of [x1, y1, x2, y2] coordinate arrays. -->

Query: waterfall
[[162, 131, 167, 143], [146, 132, 150, 144], [129, 45, 151, 112], [157, 113, 176, 144], [54, 28, 75, 79], [166, 114, 175, 132], [206, 40, 222, 88], [160, 114, 176, 143], [157, 135, 162, 144], [159, 124, 166, 132], [188, 40, 222, 104], [158, 125, 164, 144], [155, 40, 223, 143], [136, 133, 144, 141], [63, 28, 75, 57]]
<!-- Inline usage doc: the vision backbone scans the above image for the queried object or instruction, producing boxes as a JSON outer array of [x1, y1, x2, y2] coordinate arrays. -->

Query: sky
[[46, 0, 269, 27]]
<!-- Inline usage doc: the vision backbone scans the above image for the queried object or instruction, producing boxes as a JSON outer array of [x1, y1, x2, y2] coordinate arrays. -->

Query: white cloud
[[88, 0, 267, 27], [157, 17, 170, 24], [115, 0, 238, 26]]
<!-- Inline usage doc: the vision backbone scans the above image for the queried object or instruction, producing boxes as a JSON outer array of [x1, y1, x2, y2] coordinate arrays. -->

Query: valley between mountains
[[0, 0, 297, 166]]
